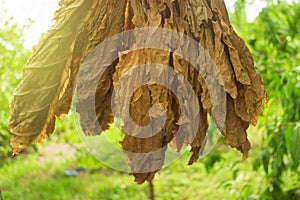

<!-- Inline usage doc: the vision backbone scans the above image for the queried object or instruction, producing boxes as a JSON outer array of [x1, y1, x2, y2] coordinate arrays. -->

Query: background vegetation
[[230, 0, 300, 198], [0, 8, 30, 157], [0, 0, 299, 199]]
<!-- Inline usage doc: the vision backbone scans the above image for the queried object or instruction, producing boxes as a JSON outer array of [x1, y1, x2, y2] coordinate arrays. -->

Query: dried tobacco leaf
[[112, 49, 179, 183], [8, 0, 126, 153], [9, 0, 267, 184]]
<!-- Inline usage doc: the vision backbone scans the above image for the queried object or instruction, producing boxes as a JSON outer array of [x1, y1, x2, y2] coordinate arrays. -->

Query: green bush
[[230, 1, 300, 198]]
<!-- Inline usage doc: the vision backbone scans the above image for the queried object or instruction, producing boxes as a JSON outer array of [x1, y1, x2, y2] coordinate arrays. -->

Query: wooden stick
[[149, 180, 155, 200], [0, 187, 3, 200]]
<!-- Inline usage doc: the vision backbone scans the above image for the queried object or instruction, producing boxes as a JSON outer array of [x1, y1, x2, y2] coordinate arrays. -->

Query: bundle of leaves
[[8, 0, 266, 184]]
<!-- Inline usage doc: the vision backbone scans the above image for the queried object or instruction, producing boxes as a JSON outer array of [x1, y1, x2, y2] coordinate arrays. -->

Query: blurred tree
[[0, 7, 30, 157], [230, 0, 300, 198]]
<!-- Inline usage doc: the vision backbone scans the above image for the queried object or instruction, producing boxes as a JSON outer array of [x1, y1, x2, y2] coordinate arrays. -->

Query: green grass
[[0, 148, 149, 200], [0, 121, 299, 200]]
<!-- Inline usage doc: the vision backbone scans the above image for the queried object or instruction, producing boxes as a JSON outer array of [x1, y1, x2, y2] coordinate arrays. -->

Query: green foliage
[[0, 7, 30, 156], [230, 0, 300, 198]]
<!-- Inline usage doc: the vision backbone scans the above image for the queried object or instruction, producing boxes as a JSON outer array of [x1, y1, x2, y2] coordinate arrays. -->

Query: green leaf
[[290, 124, 300, 168], [253, 151, 263, 171], [284, 125, 294, 152], [262, 149, 271, 174]]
